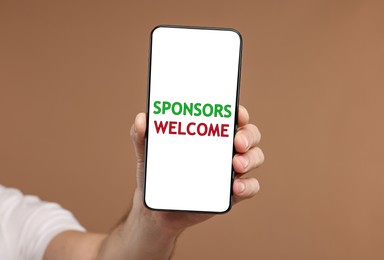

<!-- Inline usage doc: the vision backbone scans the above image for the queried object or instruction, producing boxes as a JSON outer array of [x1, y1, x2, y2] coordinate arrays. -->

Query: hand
[[130, 105, 264, 233], [72, 105, 265, 260]]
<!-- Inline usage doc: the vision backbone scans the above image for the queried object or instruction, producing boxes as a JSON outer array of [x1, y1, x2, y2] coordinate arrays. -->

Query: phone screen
[[144, 26, 242, 213]]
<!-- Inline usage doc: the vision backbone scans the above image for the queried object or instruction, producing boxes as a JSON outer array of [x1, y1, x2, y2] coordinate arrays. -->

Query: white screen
[[145, 26, 241, 213]]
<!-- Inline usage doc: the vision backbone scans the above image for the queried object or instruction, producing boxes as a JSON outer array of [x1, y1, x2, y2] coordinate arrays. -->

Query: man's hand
[[129, 105, 264, 233], [98, 105, 264, 259], [44, 105, 264, 260]]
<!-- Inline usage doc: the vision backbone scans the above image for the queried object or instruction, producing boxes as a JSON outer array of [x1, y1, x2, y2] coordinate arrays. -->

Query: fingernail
[[243, 135, 249, 150], [134, 115, 139, 133], [238, 156, 249, 169], [237, 182, 245, 193]]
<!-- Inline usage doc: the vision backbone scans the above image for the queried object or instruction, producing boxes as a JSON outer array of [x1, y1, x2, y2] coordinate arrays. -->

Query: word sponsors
[[152, 101, 232, 137], [153, 101, 232, 118]]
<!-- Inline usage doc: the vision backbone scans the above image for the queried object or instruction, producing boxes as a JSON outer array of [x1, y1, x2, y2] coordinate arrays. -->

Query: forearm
[[97, 212, 179, 259], [97, 191, 181, 260], [44, 194, 180, 260], [43, 231, 106, 260]]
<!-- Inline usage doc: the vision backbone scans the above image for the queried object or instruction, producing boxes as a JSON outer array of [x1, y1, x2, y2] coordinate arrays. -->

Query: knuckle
[[257, 147, 265, 164], [251, 124, 261, 143], [130, 125, 136, 139], [249, 179, 260, 196]]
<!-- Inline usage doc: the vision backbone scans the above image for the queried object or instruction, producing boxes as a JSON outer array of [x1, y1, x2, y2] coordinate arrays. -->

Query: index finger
[[237, 105, 249, 127]]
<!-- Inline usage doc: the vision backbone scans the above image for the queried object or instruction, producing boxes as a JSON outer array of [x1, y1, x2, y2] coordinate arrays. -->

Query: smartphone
[[144, 25, 242, 213]]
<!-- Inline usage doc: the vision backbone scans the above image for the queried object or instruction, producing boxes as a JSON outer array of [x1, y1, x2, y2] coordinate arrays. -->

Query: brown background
[[1, 1, 383, 259]]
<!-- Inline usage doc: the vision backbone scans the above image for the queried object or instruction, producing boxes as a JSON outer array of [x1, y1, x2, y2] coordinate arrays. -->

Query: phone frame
[[143, 25, 242, 214]]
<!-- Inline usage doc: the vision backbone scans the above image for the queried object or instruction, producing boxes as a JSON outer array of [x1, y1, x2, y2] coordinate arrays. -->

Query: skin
[[43, 105, 264, 260]]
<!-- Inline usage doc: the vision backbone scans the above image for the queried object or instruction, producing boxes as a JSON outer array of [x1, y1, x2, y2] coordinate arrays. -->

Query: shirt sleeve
[[0, 185, 86, 260]]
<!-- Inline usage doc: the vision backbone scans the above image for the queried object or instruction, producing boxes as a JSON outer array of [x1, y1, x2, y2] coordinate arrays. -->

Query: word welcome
[[154, 120, 229, 137]]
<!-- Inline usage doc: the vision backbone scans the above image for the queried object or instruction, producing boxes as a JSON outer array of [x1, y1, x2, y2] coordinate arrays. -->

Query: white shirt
[[0, 185, 85, 260]]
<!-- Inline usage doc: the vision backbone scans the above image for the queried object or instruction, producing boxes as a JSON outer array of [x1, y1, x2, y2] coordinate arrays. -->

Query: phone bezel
[[143, 25, 242, 214]]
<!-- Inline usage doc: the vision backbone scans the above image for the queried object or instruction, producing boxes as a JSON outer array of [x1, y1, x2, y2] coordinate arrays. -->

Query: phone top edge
[[151, 24, 243, 42]]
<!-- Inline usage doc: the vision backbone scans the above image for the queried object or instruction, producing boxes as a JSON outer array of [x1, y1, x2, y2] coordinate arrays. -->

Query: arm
[[44, 105, 264, 260]]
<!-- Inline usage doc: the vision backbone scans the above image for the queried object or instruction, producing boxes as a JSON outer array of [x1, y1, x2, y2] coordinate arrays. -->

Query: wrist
[[131, 189, 185, 236], [97, 190, 181, 260]]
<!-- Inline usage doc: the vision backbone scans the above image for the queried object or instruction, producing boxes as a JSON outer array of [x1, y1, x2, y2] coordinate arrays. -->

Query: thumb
[[130, 113, 146, 163]]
